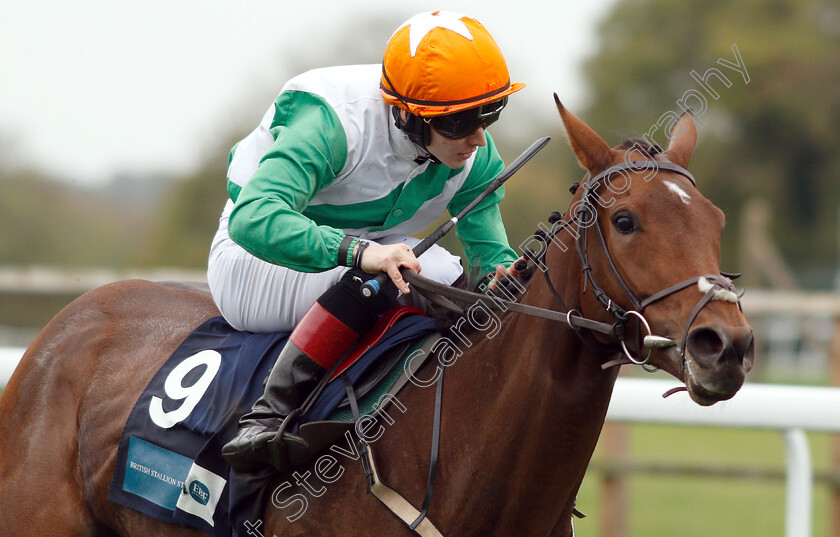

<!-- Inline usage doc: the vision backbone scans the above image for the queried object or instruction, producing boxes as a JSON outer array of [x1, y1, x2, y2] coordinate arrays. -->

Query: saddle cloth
[[107, 306, 437, 536]]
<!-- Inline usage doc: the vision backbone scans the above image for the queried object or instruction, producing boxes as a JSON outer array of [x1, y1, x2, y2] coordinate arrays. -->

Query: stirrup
[[272, 408, 301, 443], [223, 409, 309, 473], [272, 408, 313, 470], [254, 409, 310, 472]]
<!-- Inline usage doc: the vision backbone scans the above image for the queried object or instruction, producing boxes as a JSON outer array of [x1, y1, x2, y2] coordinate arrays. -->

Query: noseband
[[543, 160, 743, 369]]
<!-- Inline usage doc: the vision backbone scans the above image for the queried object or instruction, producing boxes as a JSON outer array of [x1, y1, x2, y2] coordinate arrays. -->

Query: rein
[[403, 271, 622, 339]]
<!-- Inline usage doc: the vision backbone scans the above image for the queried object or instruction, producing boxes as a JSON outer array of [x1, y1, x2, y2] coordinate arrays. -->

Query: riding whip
[[360, 136, 551, 297]]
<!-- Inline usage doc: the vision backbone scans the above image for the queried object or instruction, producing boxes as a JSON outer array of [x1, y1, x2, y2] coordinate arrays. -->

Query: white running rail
[[607, 378, 840, 537], [0, 347, 25, 385]]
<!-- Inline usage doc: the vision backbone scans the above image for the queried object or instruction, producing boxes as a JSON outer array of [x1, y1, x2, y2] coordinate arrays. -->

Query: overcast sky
[[0, 1, 617, 184]]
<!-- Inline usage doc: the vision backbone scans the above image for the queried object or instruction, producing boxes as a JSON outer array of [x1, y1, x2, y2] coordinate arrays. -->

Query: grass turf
[[574, 424, 833, 536]]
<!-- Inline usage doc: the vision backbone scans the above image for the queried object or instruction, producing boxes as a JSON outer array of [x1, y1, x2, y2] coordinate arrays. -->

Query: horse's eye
[[613, 213, 636, 234]]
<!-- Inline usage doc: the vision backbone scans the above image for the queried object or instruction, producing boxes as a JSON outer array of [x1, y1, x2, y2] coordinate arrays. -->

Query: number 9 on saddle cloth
[[108, 269, 437, 535]]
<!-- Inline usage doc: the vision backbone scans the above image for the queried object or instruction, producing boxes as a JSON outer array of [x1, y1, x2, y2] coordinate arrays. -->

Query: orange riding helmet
[[380, 11, 526, 118]]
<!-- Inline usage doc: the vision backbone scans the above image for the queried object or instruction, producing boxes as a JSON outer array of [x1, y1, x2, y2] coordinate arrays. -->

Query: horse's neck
[[434, 253, 619, 534]]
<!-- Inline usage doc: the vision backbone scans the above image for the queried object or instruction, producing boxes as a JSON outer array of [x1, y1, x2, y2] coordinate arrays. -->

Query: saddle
[[107, 306, 439, 537]]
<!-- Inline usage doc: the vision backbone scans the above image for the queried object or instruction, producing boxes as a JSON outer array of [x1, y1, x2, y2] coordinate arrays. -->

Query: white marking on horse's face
[[664, 181, 692, 205]]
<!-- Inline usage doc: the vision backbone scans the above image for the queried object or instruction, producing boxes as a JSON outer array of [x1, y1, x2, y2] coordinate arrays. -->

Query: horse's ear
[[664, 110, 698, 168], [555, 93, 615, 172]]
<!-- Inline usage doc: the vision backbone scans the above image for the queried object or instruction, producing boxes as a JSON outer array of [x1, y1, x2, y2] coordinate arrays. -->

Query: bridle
[[404, 159, 743, 371], [540, 159, 743, 369], [371, 158, 744, 536]]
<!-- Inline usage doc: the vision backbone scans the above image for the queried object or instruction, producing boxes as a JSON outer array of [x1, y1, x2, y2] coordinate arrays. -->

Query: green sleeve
[[448, 133, 518, 280], [227, 91, 350, 272]]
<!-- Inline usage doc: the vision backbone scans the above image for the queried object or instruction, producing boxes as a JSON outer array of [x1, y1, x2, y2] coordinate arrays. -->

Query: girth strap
[[343, 370, 446, 537], [364, 448, 444, 537]]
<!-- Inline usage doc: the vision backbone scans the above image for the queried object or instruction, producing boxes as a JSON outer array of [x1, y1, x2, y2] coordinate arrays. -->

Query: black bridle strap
[[591, 207, 642, 312], [575, 160, 698, 318], [588, 160, 696, 187], [639, 276, 704, 310]]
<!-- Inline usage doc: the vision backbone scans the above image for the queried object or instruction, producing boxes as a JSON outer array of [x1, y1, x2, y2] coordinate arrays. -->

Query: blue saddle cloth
[[108, 313, 436, 536]]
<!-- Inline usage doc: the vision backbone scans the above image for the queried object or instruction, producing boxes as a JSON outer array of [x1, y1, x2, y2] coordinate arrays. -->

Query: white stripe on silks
[[227, 105, 276, 188]]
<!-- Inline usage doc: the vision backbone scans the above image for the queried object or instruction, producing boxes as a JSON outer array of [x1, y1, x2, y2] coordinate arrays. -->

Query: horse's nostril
[[687, 325, 754, 369], [687, 327, 724, 360]]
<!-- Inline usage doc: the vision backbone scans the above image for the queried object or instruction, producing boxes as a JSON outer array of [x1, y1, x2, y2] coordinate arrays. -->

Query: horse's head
[[552, 95, 754, 405]]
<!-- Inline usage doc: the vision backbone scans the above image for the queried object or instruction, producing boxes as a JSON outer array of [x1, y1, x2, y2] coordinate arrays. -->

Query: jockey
[[210, 11, 525, 472]]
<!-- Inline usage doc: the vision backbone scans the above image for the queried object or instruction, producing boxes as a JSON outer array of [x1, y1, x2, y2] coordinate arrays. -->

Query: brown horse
[[0, 100, 754, 536]]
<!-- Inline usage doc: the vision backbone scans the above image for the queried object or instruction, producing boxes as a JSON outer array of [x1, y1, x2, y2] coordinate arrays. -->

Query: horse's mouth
[[685, 377, 736, 406], [684, 354, 743, 406]]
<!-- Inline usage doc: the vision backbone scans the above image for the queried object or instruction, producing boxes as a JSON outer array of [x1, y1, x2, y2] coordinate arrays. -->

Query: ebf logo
[[189, 480, 210, 505]]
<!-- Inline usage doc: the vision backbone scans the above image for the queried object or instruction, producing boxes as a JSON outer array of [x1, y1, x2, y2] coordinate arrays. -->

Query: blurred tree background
[[581, 0, 840, 287], [2, 0, 840, 294]]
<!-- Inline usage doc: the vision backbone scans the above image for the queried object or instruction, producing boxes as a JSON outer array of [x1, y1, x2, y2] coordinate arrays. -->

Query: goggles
[[426, 97, 508, 139]]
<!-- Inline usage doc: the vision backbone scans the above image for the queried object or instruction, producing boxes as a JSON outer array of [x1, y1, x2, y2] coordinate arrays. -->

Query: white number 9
[[149, 349, 221, 429]]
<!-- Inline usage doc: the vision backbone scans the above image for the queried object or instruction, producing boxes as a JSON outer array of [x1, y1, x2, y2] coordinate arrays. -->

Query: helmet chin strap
[[391, 106, 441, 164]]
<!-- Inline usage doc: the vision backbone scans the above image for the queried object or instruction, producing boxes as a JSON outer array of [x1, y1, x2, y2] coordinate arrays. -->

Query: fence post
[[784, 428, 813, 537], [830, 317, 840, 537], [600, 422, 628, 537]]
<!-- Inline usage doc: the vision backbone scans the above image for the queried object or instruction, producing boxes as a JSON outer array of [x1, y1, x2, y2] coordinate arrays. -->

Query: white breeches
[[207, 202, 463, 333]]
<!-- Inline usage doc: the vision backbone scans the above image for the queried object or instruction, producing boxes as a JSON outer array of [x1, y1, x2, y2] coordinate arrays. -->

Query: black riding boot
[[221, 340, 324, 472], [221, 269, 395, 473]]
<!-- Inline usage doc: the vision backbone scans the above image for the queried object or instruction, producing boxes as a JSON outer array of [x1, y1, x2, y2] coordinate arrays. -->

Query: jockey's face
[[426, 123, 488, 169]]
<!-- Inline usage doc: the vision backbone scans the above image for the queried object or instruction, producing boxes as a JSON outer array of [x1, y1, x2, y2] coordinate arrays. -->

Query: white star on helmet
[[393, 11, 474, 57]]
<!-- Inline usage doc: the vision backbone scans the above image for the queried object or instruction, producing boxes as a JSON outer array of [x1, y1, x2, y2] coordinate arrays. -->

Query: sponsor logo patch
[[176, 462, 227, 527], [122, 436, 192, 510], [189, 480, 211, 505]]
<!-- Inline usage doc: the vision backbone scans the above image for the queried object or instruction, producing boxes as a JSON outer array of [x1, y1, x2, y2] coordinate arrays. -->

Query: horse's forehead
[[663, 180, 692, 205], [609, 167, 721, 225], [621, 166, 696, 203]]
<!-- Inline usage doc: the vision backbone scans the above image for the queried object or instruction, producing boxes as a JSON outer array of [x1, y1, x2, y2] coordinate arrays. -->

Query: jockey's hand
[[356, 243, 421, 294], [487, 257, 526, 292]]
